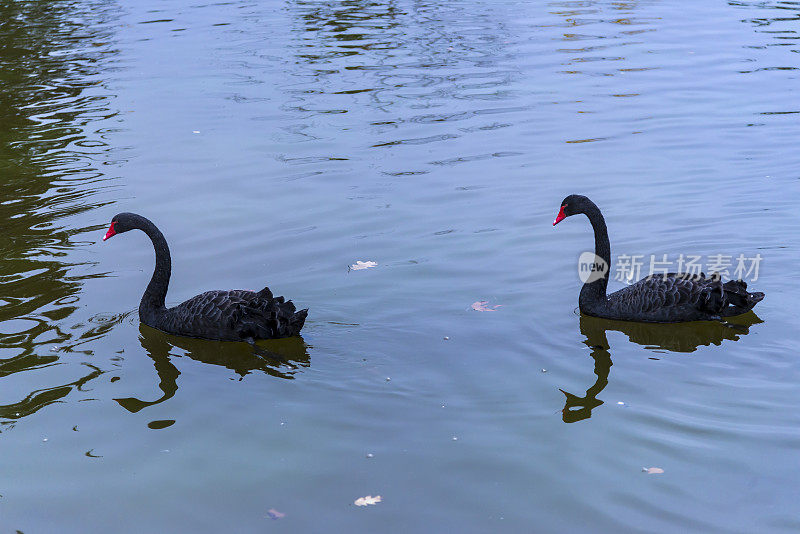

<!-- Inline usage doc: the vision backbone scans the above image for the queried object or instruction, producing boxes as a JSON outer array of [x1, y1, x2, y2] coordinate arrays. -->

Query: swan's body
[[104, 212, 307, 341], [554, 195, 764, 323]]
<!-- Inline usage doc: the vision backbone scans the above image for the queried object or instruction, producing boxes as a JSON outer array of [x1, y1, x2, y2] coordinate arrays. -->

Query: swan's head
[[103, 212, 142, 241], [553, 194, 592, 226]]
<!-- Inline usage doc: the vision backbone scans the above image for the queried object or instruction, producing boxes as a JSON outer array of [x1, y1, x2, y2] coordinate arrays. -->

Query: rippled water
[[1, 1, 799, 532]]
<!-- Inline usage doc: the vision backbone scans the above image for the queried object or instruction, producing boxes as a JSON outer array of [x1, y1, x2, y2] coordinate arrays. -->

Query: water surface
[[1, 1, 799, 532]]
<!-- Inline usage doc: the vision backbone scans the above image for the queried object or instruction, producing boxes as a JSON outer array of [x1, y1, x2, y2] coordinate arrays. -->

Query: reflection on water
[[0, 0, 122, 429], [734, 0, 800, 56], [560, 342, 612, 424], [1, 0, 798, 531], [580, 311, 763, 353], [560, 312, 763, 423], [280, 0, 520, 159], [115, 325, 309, 413], [550, 0, 660, 79], [0, 364, 103, 431]]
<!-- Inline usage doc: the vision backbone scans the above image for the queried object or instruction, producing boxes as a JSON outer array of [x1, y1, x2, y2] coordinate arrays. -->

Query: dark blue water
[[1, 1, 798, 532]]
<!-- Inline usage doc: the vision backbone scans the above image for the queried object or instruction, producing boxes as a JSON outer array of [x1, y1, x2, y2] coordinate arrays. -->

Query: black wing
[[607, 273, 762, 322], [155, 287, 307, 341]]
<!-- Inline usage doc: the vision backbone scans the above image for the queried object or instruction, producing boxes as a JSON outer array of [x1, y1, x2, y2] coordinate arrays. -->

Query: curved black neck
[[136, 217, 171, 317], [579, 201, 610, 312]]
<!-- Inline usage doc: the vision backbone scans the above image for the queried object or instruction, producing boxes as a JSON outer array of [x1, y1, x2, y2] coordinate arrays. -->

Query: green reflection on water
[[560, 312, 763, 423], [0, 0, 122, 429], [114, 324, 309, 413]]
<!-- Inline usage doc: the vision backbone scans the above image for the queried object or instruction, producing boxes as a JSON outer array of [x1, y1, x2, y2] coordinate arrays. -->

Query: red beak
[[553, 205, 567, 226], [103, 221, 116, 241]]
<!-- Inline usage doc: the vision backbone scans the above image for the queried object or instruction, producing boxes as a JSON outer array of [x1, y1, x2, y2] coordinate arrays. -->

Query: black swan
[[553, 195, 764, 322], [103, 213, 307, 341]]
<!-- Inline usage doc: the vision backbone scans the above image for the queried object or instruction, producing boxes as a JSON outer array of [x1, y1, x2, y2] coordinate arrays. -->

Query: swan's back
[[601, 273, 764, 323], [150, 286, 308, 341]]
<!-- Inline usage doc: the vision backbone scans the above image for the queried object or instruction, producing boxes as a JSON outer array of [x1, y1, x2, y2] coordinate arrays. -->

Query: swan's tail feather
[[257, 286, 274, 300], [287, 308, 308, 337], [721, 279, 764, 317], [278, 299, 296, 316], [271, 295, 306, 337], [700, 277, 726, 314], [248, 286, 307, 338]]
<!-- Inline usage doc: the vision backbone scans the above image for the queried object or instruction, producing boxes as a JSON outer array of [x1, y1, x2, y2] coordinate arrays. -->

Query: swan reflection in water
[[560, 312, 763, 423], [115, 324, 309, 413]]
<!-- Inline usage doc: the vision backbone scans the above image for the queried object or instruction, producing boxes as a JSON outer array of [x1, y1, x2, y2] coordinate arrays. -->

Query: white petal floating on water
[[350, 260, 378, 271], [354, 495, 382, 506], [471, 301, 502, 312], [267, 508, 285, 520]]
